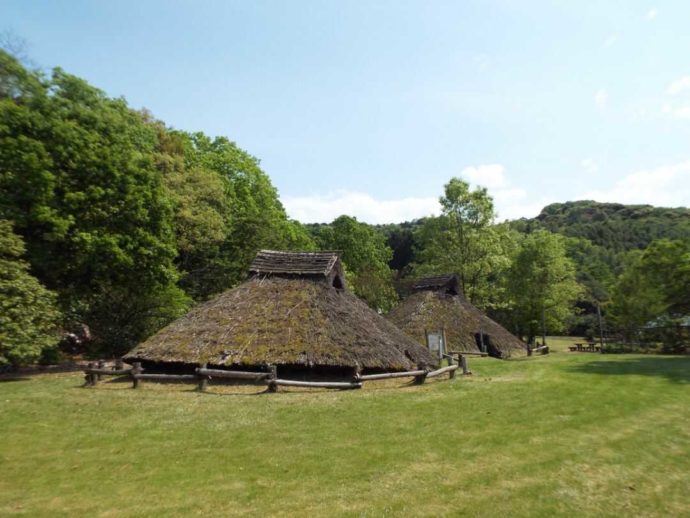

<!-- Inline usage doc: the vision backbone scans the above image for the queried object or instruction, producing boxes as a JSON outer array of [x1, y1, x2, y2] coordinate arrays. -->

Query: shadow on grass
[[568, 356, 690, 384], [0, 377, 30, 383]]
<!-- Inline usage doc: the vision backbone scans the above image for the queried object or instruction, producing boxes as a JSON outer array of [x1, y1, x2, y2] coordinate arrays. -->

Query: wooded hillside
[[514, 201, 690, 252]]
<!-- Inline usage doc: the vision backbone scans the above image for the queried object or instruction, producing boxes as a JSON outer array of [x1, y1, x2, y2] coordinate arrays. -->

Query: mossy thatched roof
[[386, 281, 527, 358], [125, 276, 436, 371], [250, 250, 340, 276]]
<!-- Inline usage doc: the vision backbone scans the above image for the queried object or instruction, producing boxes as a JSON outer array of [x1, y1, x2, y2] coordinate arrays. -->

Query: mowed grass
[[1, 341, 689, 517]]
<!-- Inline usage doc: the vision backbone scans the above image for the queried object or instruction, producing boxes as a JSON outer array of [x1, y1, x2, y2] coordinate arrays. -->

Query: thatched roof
[[413, 274, 460, 293], [387, 275, 527, 359], [125, 273, 436, 372], [250, 250, 339, 277]]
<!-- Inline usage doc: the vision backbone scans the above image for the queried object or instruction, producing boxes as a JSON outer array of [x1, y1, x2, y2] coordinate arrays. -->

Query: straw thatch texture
[[125, 276, 436, 371], [250, 250, 340, 276], [386, 288, 528, 358]]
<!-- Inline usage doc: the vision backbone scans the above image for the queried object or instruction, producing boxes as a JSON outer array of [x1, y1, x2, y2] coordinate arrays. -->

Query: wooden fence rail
[[356, 369, 428, 381], [196, 368, 270, 380], [274, 379, 362, 390], [426, 365, 459, 378], [84, 357, 464, 392]]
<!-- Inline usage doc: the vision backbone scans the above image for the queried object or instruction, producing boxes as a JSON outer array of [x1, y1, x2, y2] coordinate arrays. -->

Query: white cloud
[[581, 159, 599, 173], [283, 164, 555, 224], [460, 164, 507, 189], [282, 190, 440, 224], [595, 88, 608, 108], [666, 76, 690, 95], [460, 164, 551, 220], [603, 34, 617, 48], [582, 160, 690, 206], [646, 8, 658, 20]]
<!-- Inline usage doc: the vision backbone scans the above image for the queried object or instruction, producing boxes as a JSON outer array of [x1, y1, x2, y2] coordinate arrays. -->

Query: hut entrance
[[474, 332, 494, 354], [475, 333, 500, 358], [332, 275, 344, 289]]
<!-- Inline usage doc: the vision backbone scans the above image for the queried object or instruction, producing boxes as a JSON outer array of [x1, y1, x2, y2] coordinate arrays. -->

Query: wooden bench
[[572, 343, 601, 352]]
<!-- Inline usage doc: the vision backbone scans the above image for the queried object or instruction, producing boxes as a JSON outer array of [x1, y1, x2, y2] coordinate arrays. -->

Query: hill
[[512, 201, 690, 253]]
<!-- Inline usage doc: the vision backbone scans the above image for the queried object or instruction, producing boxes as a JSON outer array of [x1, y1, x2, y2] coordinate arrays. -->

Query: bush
[[0, 220, 61, 368]]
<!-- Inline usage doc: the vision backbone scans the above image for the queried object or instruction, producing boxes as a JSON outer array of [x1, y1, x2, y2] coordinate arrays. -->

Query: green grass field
[[1, 338, 689, 517]]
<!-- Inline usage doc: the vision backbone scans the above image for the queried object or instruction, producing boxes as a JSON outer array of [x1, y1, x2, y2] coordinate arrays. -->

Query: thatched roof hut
[[125, 251, 436, 374], [387, 274, 528, 358]]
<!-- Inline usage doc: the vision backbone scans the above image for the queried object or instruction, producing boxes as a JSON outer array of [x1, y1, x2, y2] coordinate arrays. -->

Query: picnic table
[[569, 342, 601, 352]]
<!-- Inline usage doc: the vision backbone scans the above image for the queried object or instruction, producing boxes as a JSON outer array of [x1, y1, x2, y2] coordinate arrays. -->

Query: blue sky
[[4, 0, 690, 223]]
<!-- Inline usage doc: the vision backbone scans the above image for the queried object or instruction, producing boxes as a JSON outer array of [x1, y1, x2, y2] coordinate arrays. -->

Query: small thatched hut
[[387, 274, 528, 358], [125, 251, 436, 376]]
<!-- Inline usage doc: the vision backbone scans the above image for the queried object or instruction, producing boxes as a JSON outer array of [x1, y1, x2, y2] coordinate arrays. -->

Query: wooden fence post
[[267, 364, 277, 393], [413, 366, 428, 385], [132, 362, 142, 389], [197, 363, 209, 392], [352, 362, 362, 387], [461, 355, 472, 376], [85, 362, 95, 387], [97, 360, 105, 381]]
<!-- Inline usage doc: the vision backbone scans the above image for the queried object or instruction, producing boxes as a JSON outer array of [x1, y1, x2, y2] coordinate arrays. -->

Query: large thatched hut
[[125, 251, 436, 376], [387, 274, 527, 358]]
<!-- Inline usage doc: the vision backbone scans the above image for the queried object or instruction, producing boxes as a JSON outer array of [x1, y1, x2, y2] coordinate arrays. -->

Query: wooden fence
[[83, 357, 464, 392]]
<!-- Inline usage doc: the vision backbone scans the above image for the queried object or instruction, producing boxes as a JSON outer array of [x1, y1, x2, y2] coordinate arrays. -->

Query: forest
[[2, 49, 689, 368]]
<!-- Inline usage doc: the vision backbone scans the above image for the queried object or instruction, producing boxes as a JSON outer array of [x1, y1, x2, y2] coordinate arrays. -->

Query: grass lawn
[[1, 339, 689, 517]]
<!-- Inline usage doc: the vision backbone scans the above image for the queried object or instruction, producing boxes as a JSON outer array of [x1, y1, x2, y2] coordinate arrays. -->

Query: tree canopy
[[505, 230, 582, 344], [413, 178, 515, 309]]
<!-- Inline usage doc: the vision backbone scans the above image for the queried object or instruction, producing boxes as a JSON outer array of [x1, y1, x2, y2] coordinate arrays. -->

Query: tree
[[171, 131, 314, 299], [0, 220, 61, 367], [506, 230, 582, 344], [635, 239, 690, 315], [607, 251, 668, 345], [0, 50, 188, 355], [311, 215, 397, 311], [414, 178, 514, 309]]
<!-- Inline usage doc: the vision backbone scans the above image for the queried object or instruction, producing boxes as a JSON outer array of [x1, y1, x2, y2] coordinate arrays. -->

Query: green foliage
[[0, 50, 314, 355], [607, 240, 690, 347], [311, 215, 397, 311], [562, 237, 617, 302], [169, 131, 314, 299], [0, 220, 60, 367], [0, 50, 187, 354], [505, 230, 582, 342], [375, 220, 421, 273], [518, 200, 690, 253], [634, 239, 690, 315], [414, 178, 515, 309], [607, 251, 669, 345]]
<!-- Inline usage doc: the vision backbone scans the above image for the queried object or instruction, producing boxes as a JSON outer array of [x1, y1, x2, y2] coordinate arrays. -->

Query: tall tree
[[607, 250, 669, 345], [0, 220, 61, 367], [635, 239, 690, 315], [414, 178, 514, 309], [506, 230, 582, 344], [0, 50, 188, 354], [312, 215, 397, 311], [172, 131, 314, 299]]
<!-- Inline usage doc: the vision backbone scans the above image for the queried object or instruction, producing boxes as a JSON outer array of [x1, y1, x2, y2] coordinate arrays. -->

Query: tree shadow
[[0, 377, 30, 383], [568, 356, 690, 384]]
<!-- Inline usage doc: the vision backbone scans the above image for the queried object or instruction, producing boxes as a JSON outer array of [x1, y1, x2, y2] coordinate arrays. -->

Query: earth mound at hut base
[[387, 290, 528, 358], [125, 276, 436, 375]]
